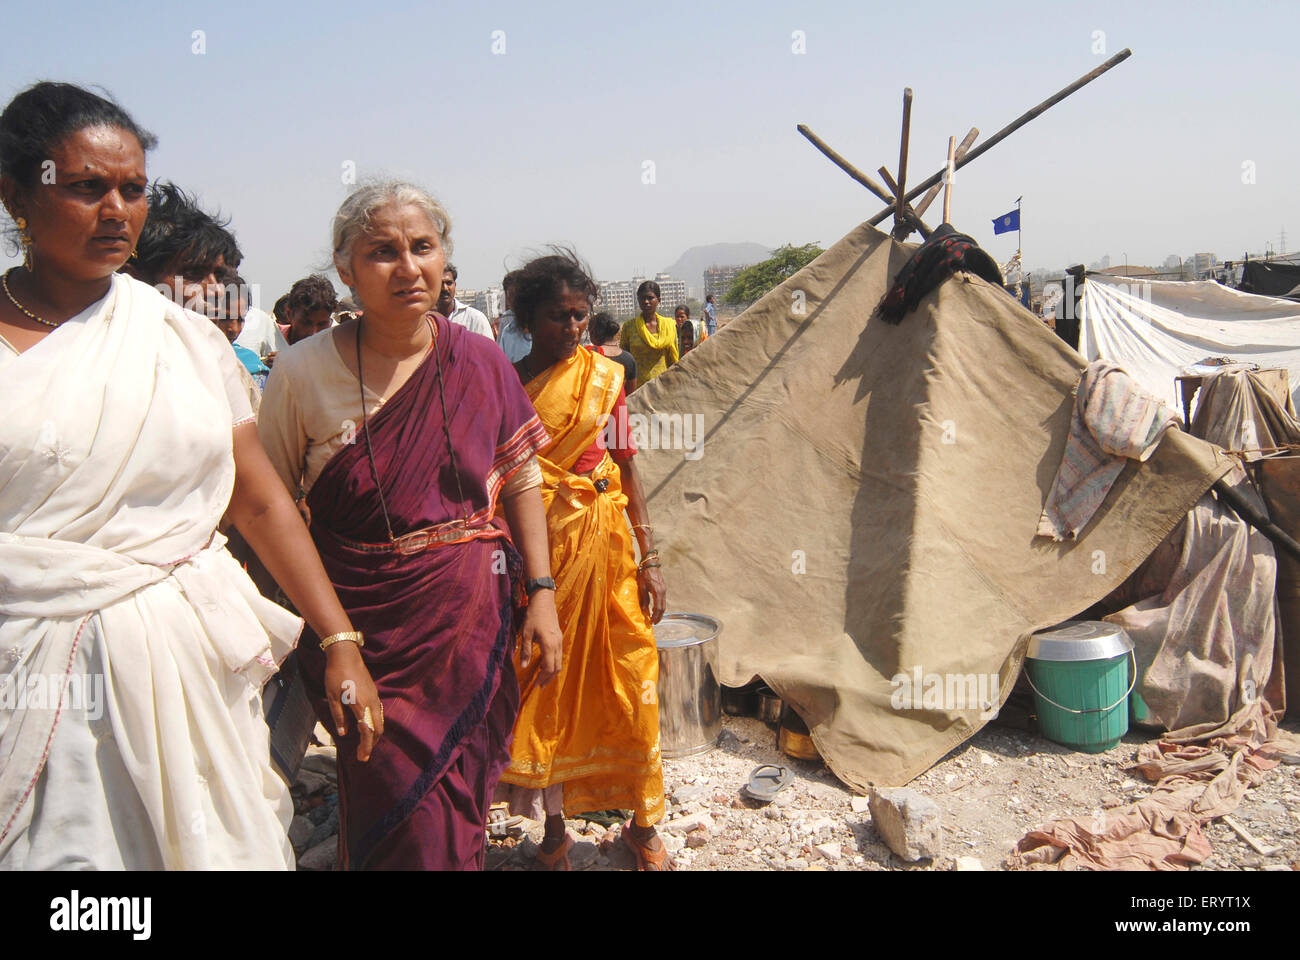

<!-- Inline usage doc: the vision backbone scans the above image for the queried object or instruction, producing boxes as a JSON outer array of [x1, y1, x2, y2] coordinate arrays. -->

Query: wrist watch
[[525, 577, 556, 597]]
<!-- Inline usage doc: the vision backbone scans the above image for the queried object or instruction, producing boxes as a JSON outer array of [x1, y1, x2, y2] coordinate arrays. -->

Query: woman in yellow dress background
[[617, 279, 677, 389], [500, 251, 672, 870]]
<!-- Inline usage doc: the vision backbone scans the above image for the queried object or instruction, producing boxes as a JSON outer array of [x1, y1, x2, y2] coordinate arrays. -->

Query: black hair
[[286, 274, 338, 316], [589, 311, 620, 345], [514, 248, 599, 333], [216, 268, 248, 319], [502, 269, 521, 292], [675, 304, 689, 316], [132, 181, 242, 285], [0, 81, 157, 194], [272, 293, 289, 324], [636, 280, 661, 300], [444, 262, 458, 280]]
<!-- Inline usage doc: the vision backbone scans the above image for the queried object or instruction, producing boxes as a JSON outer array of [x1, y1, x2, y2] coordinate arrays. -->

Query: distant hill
[[663, 242, 772, 296]]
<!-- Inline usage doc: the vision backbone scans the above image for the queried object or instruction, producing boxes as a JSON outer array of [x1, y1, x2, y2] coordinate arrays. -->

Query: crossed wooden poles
[[798, 49, 1132, 242]]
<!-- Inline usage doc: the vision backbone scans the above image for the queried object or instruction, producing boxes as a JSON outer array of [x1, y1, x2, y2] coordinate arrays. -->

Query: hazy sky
[[3, 0, 1296, 300]]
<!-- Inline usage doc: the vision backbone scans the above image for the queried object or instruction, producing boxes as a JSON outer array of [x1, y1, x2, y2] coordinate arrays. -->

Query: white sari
[[0, 273, 301, 870]]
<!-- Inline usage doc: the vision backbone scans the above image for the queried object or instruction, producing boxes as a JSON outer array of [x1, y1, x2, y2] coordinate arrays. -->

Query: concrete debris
[[869, 787, 943, 862]]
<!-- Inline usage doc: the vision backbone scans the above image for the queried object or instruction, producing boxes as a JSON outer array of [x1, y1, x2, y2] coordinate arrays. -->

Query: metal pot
[[756, 685, 783, 723], [654, 613, 723, 758], [778, 703, 821, 761]]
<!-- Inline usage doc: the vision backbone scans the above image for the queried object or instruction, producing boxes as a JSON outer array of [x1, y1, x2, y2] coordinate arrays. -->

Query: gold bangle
[[632, 523, 654, 532], [319, 630, 364, 652]]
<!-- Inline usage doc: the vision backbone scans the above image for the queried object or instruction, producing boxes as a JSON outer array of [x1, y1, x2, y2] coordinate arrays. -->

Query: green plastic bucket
[[1025, 621, 1135, 753]]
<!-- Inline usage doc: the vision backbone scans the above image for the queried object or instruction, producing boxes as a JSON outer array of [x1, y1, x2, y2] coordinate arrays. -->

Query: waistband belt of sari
[[324, 517, 499, 556]]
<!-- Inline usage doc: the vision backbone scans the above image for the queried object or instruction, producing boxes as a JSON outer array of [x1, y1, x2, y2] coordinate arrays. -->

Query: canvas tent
[[1078, 275, 1300, 412], [628, 221, 1232, 792]]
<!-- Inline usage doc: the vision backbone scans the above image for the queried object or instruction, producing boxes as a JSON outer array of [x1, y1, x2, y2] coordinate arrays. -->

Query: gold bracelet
[[632, 523, 654, 533], [319, 630, 364, 652]]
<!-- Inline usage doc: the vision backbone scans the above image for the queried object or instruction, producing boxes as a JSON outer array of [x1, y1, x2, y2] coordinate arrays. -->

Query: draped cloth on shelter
[[285, 317, 550, 869], [500, 348, 665, 824], [1010, 707, 1299, 870], [1189, 367, 1300, 457], [1036, 361, 1180, 541], [0, 274, 301, 869], [1079, 275, 1300, 411], [628, 222, 1233, 791]]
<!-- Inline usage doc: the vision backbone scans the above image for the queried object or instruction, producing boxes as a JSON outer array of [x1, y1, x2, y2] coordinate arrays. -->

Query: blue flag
[[992, 208, 1020, 235]]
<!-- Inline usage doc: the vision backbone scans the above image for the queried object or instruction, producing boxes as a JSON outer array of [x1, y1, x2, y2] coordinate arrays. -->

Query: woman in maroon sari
[[258, 181, 562, 869]]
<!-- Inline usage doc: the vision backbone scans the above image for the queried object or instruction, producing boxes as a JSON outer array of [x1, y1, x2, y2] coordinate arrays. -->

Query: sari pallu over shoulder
[[298, 317, 549, 868], [0, 275, 300, 868]]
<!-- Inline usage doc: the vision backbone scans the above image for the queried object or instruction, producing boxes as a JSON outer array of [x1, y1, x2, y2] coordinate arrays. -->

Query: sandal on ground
[[741, 764, 792, 804], [533, 832, 574, 871], [622, 820, 676, 871]]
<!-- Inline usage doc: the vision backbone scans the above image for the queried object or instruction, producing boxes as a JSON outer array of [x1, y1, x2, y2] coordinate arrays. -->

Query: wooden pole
[[867, 48, 1133, 226], [914, 127, 978, 218], [895, 87, 913, 227], [942, 136, 956, 224], [796, 124, 895, 206], [877, 166, 933, 239]]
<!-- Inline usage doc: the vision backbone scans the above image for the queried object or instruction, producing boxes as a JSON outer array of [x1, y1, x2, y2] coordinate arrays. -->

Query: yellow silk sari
[[500, 348, 665, 824]]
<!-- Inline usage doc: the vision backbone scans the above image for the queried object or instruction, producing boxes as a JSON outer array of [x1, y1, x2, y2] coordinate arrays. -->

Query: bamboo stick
[[914, 127, 978, 218], [877, 167, 933, 240], [866, 48, 1133, 226], [796, 124, 895, 206], [895, 87, 913, 226], [942, 136, 956, 224]]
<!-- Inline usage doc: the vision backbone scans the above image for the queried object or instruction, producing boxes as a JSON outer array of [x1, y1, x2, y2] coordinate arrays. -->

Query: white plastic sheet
[[1078, 276, 1300, 414]]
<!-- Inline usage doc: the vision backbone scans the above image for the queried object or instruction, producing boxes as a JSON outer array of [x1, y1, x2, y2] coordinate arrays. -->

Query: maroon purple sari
[[296, 316, 549, 870]]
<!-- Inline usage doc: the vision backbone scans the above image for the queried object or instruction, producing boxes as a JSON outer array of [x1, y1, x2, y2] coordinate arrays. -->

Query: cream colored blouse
[[256, 327, 540, 498]]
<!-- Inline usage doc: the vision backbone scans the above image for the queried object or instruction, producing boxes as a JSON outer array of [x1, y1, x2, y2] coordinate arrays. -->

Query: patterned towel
[[1037, 361, 1179, 540]]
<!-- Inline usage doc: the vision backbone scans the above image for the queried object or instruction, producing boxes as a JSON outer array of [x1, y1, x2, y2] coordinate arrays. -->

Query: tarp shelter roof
[[629, 222, 1231, 791], [1239, 260, 1300, 300], [1079, 275, 1300, 411]]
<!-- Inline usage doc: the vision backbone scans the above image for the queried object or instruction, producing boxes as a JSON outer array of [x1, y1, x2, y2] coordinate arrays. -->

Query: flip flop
[[741, 764, 792, 803], [486, 802, 524, 838], [533, 832, 575, 871], [622, 820, 675, 871]]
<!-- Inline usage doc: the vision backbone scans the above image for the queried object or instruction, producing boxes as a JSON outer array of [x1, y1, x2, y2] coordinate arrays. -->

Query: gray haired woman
[[256, 180, 563, 869]]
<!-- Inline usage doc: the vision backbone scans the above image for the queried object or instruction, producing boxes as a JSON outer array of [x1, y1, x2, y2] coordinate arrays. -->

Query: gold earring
[[15, 218, 32, 271]]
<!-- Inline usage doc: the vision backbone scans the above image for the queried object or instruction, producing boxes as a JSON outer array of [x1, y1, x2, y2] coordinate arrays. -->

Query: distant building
[[655, 273, 688, 312], [704, 264, 749, 303], [596, 280, 638, 318], [1191, 252, 1217, 278], [458, 287, 504, 318]]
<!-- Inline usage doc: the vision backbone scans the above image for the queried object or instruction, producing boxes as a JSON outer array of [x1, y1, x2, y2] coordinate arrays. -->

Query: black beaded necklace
[[355, 314, 468, 542]]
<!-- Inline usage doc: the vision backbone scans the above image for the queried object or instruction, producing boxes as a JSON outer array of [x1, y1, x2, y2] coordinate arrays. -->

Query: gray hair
[[331, 180, 453, 267]]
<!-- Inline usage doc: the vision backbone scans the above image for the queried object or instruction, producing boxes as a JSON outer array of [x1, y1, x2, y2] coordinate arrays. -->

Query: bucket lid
[[654, 612, 721, 648], [1027, 620, 1133, 662]]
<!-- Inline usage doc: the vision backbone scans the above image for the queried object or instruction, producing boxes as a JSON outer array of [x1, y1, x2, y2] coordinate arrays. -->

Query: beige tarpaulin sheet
[[629, 222, 1234, 791]]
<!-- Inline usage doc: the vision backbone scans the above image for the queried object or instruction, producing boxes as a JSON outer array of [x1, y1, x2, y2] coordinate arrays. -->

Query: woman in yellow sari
[[499, 252, 671, 870], [617, 279, 677, 389]]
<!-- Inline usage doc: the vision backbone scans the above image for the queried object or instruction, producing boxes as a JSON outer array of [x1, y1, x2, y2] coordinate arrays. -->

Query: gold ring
[[361, 706, 373, 730]]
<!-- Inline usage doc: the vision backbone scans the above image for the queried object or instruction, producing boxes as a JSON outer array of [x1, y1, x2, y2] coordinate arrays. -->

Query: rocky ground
[[288, 714, 1300, 871]]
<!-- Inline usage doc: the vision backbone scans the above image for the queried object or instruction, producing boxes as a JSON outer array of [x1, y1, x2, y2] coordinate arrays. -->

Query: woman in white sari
[[0, 82, 383, 869]]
